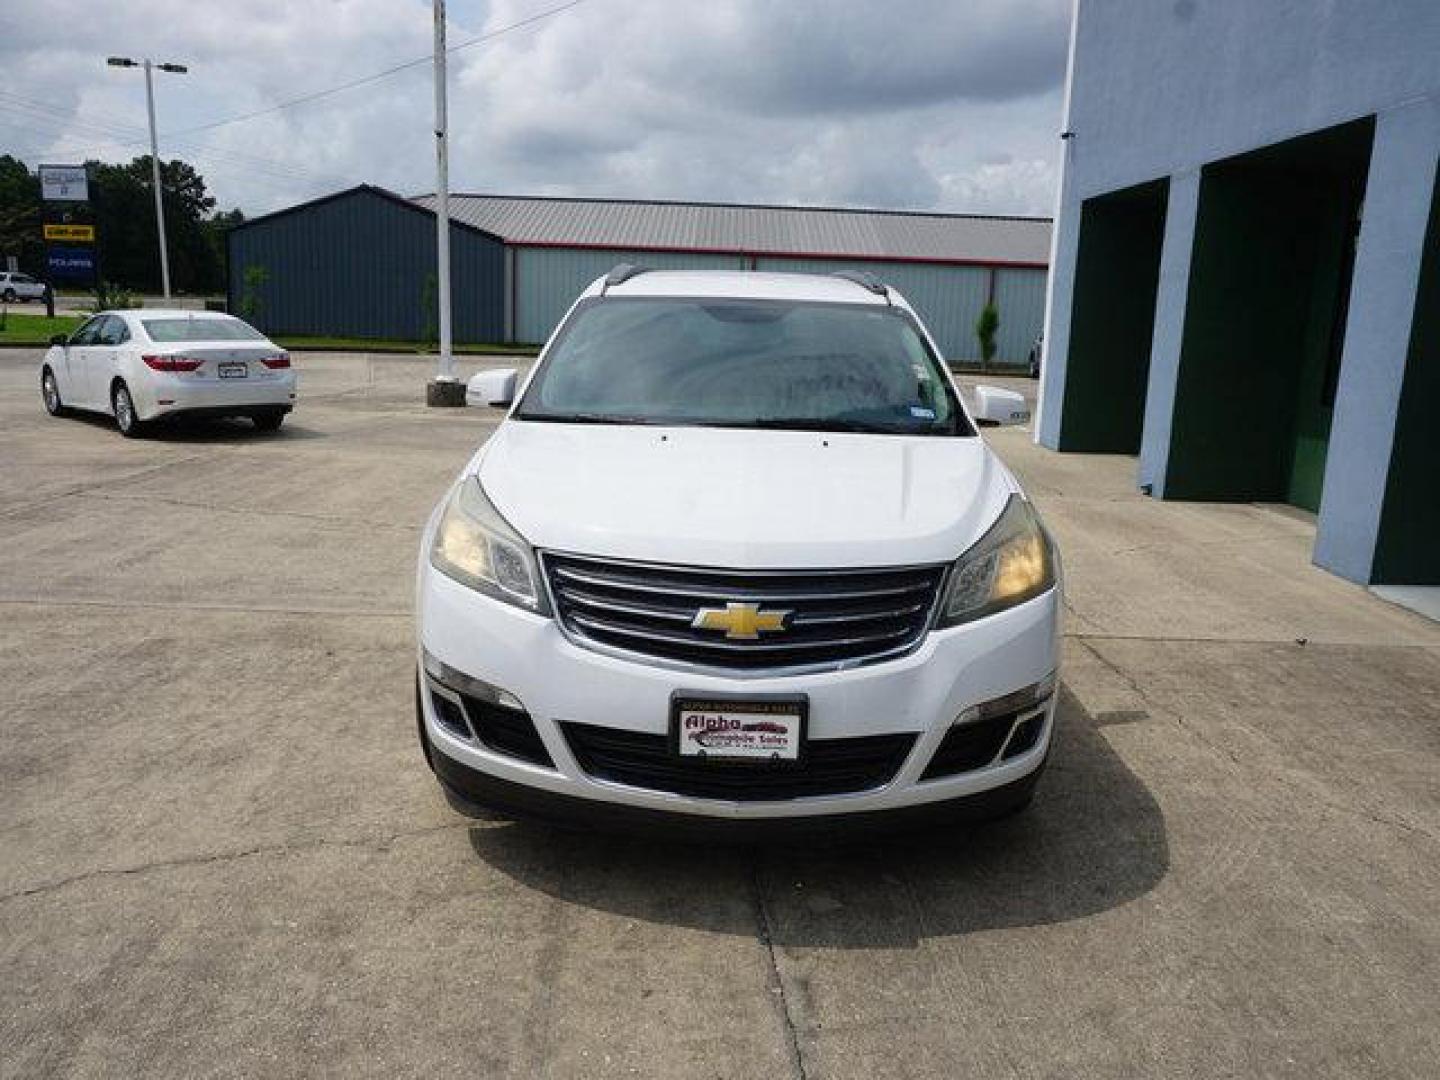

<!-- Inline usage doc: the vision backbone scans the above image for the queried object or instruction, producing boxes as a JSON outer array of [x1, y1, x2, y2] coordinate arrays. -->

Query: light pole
[[107, 56, 188, 300], [426, 0, 465, 406]]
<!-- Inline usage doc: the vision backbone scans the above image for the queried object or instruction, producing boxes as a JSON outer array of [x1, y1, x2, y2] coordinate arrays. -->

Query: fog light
[[953, 673, 1055, 727], [422, 651, 525, 712]]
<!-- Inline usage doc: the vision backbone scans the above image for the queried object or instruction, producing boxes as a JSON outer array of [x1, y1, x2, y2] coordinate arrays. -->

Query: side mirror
[[971, 385, 1031, 427], [466, 368, 518, 408], [50, 333, 70, 346]]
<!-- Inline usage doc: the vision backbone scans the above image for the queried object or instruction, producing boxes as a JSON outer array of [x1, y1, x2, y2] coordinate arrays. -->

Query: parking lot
[[2, 349, 1438, 1079]]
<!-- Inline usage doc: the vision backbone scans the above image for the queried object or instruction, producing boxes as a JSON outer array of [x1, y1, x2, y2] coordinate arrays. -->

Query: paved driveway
[[2, 350, 1437, 1078]]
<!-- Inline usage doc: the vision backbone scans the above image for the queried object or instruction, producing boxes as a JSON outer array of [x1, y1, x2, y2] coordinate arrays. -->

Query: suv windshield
[[515, 297, 974, 436], [141, 317, 265, 342]]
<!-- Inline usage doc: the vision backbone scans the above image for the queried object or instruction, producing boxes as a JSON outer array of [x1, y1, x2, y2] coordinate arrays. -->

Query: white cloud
[[0, 0, 1068, 216]]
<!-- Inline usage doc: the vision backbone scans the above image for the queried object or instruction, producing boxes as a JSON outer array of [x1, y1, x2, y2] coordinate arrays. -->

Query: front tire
[[1, 289, 15, 303], [112, 381, 146, 438], [41, 367, 67, 417]]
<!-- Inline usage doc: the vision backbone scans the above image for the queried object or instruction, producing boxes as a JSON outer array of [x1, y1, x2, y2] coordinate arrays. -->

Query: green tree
[[200, 208, 245, 295], [239, 264, 269, 324], [90, 156, 220, 294], [975, 302, 1000, 369], [0, 155, 44, 275], [0, 155, 238, 293]]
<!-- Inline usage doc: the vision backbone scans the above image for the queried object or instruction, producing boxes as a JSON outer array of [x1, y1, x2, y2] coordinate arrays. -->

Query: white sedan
[[40, 309, 297, 436]]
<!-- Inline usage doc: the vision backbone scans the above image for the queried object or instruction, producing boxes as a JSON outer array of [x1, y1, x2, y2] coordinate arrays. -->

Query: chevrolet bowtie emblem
[[691, 602, 792, 640]]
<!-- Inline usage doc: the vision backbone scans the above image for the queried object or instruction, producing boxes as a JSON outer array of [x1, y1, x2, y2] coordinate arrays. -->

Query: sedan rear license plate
[[672, 695, 806, 762], [218, 362, 248, 378]]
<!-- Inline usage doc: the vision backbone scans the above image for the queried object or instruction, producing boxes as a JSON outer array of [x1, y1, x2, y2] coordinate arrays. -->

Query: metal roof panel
[[412, 194, 1050, 264]]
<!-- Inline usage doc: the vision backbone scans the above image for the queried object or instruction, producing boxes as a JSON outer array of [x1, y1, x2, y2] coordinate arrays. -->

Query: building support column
[[1035, 189, 1080, 448], [1314, 99, 1440, 583], [1137, 168, 1201, 496]]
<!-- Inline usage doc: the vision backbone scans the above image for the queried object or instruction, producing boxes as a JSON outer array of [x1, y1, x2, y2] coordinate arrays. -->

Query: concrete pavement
[[1, 351, 1437, 1078]]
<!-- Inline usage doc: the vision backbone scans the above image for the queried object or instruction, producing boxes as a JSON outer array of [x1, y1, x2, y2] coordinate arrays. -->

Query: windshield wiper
[[517, 412, 658, 425], [747, 417, 924, 434]]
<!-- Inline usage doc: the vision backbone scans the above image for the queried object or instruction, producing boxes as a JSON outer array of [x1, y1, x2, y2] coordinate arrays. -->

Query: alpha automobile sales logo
[[684, 714, 790, 747]]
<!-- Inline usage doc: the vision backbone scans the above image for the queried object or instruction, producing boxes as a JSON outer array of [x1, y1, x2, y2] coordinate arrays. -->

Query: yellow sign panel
[[44, 223, 95, 242]]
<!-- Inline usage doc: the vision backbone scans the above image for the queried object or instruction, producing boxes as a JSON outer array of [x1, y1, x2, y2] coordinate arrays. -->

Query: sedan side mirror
[[49, 333, 69, 346], [971, 385, 1031, 427], [466, 368, 518, 408]]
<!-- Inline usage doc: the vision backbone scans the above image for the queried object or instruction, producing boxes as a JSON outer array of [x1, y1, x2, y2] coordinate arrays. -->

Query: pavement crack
[[1075, 637, 1440, 844], [0, 450, 223, 520], [0, 821, 468, 905], [1078, 637, 1250, 772], [0, 596, 410, 617], [748, 861, 809, 1080], [83, 490, 423, 532]]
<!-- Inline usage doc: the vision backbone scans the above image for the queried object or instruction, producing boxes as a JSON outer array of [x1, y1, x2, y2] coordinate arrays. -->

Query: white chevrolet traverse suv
[[416, 269, 1059, 834]]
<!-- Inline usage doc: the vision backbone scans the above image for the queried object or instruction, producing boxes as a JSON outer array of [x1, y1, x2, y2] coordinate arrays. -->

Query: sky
[[0, 0, 1071, 218]]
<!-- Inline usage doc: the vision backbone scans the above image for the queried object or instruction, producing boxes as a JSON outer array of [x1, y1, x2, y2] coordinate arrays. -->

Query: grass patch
[[274, 335, 540, 356], [0, 311, 83, 346]]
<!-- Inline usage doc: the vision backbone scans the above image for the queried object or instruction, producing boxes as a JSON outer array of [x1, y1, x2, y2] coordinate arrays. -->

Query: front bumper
[[417, 567, 1060, 825]]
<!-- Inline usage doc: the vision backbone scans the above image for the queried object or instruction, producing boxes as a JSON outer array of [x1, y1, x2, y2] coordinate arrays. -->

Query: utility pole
[[426, 0, 465, 406], [108, 56, 188, 301]]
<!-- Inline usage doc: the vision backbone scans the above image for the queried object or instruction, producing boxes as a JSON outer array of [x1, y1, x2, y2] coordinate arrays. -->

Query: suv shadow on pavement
[[465, 684, 1169, 947]]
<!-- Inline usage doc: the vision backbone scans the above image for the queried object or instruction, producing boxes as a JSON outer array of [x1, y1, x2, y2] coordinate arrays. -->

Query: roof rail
[[831, 270, 890, 302], [600, 263, 649, 294]]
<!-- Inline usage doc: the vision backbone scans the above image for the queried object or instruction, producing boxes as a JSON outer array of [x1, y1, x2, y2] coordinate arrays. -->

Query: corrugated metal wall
[[753, 257, 994, 362], [513, 247, 744, 343], [228, 193, 1046, 357], [993, 268, 1047, 364], [228, 189, 505, 342], [512, 249, 1048, 361], [758, 258, 1044, 365]]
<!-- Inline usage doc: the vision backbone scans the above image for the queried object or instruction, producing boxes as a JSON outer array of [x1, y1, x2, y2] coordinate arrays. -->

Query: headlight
[[430, 476, 547, 613], [939, 495, 1055, 627]]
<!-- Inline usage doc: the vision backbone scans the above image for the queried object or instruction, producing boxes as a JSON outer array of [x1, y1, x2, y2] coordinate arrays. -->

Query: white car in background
[[416, 268, 1059, 836], [40, 310, 296, 436], [1, 271, 46, 303]]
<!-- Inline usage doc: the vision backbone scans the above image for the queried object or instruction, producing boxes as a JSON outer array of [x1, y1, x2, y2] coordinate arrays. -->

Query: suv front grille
[[543, 553, 946, 671], [562, 722, 916, 801]]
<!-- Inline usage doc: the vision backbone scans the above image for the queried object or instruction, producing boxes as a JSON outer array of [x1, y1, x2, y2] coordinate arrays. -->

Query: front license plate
[[672, 695, 806, 763], [218, 362, 248, 379]]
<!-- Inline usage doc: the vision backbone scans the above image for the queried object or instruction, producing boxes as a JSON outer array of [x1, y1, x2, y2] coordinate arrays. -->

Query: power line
[[0, 95, 356, 190], [163, 0, 590, 139]]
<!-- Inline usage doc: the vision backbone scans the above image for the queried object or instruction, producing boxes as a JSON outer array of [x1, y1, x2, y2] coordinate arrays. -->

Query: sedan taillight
[[261, 353, 291, 369], [143, 355, 204, 372]]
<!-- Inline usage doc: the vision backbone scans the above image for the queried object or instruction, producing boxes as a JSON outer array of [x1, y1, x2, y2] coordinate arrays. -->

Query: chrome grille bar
[[543, 552, 947, 673]]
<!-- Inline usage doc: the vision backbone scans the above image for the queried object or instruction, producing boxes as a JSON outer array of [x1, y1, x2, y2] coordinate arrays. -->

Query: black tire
[[112, 381, 146, 438], [41, 367, 67, 417], [1, 289, 15, 303], [251, 410, 285, 432]]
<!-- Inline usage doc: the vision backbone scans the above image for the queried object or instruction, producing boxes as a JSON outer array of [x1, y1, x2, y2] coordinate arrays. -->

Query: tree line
[[0, 154, 242, 295]]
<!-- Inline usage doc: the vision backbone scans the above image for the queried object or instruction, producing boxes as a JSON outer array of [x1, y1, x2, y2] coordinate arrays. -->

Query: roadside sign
[[43, 223, 96, 242], [38, 164, 89, 202], [46, 246, 97, 282]]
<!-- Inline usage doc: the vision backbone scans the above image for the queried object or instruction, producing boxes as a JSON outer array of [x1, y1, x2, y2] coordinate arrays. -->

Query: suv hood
[[477, 421, 1014, 569]]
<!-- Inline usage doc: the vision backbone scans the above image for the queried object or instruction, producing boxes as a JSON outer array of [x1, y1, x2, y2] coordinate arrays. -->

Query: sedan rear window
[[141, 317, 265, 342], [517, 298, 974, 436]]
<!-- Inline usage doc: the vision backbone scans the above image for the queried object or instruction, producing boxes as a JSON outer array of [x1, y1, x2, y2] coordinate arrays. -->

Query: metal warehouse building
[[228, 187, 1051, 364], [1039, 0, 1439, 590]]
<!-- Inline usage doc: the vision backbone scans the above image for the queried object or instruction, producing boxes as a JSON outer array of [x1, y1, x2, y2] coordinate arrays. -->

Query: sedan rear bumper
[[132, 372, 297, 421]]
